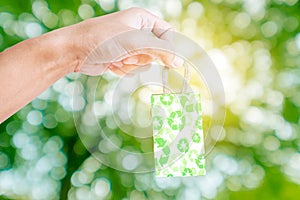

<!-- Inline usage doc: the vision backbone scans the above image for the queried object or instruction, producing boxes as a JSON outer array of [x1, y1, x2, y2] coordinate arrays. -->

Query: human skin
[[0, 8, 183, 123]]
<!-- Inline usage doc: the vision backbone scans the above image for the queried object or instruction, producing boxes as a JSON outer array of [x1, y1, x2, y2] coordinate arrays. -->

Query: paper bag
[[151, 92, 206, 177]]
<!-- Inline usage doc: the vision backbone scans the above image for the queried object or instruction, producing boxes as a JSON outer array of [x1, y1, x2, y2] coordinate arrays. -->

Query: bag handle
[[162, 62, 190, 94]]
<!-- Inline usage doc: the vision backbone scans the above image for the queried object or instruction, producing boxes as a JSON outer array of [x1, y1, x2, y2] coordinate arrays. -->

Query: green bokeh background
[[0, 0, 300, 199]]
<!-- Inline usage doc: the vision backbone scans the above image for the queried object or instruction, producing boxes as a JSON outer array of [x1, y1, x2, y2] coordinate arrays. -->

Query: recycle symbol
[[167, 111, 185, 131]]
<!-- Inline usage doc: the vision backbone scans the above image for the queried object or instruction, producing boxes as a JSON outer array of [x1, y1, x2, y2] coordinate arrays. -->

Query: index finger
[[140, 10, 174, 42], [120, 8, 174, 41]]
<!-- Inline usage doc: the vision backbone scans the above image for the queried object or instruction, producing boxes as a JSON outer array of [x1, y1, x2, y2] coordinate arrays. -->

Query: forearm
[[0, 8, 179, 123], [0, 29, 77, 123]]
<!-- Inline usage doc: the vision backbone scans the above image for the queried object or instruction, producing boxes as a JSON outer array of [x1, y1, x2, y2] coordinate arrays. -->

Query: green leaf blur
[[0, 0, 300, 199]]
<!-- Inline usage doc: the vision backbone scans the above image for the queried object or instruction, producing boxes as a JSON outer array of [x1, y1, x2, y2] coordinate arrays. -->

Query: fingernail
[[123, 56, 138, 65], [172, 56, 184, 68]]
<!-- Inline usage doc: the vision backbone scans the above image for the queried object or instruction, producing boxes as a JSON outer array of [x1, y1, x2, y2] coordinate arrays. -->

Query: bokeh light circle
[[73, 30, 225, 173]]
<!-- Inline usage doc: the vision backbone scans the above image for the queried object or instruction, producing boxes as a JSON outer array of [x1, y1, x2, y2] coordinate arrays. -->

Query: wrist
[[36, 27, 80, 76]]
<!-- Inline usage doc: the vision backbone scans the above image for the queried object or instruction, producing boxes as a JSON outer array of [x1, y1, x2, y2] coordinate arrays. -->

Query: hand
[[66, 7, 184, 76], [0, 8, 183, 122]]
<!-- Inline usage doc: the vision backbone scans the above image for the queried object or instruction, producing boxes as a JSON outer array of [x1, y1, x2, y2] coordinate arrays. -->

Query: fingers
[[122, 9, 182, 67], [108, 64, 126, 76], [122, 54, 153, 65], [79, 8, 184, 76], [139, 10, 174, 41], [109, 63, 151, 76], [131, 49, 184, 69], [115, 30, 183, 68], [111, 54, 153, 68], [110, 54, 154, 75], [108, 50, 184, 77], [117, 8, 174, 43]]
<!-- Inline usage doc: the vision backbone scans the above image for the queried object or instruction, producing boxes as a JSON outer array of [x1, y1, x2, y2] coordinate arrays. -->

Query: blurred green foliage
[[0, 0, 300, 200]]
